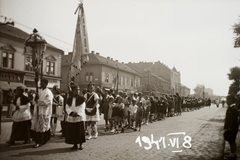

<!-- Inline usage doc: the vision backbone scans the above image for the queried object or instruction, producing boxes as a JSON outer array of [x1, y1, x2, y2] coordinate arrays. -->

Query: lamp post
[[25, 28, 47, 94]]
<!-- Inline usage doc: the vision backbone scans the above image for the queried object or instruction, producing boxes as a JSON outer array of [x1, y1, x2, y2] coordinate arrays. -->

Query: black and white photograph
[[0, 0, 240, 159]]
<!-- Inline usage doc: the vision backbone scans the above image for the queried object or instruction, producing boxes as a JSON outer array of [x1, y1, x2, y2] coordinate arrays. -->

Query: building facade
[[205, 88, 213, 96], [180, 84, 191, 97], [0, 22, 64, 105], [126, 61, 172, 94], [171, 67, 181, 94], [61, 52, 140, 93]]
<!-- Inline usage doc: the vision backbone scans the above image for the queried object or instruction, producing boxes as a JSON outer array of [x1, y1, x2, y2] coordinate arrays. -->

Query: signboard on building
[[0, 71, 24, 82]]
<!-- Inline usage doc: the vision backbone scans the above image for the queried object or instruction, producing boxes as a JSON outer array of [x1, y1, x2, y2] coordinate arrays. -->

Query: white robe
[[31, 87, 53, 132]]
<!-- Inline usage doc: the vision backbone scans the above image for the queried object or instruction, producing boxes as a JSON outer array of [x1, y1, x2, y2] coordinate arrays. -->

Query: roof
[[61, 52, 141, 76], [181, 84, 190, 90], [90, 53, 141, 76], [0, 22, 63, 53], [150, 72, 170, 84], [126, 62, 153, 74], [172, 67, 178, 72]]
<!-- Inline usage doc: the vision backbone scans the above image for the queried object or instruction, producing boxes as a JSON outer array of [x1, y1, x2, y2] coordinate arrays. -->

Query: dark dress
[[101, 101, 109, 120], [10, 95, 31, 142], [65, 95, 86, 145]]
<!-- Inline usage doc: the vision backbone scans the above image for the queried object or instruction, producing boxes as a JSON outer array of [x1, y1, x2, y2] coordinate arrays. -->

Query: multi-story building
[[61, 51, 140, 93], [126, 61, 172, 94], [205, 88, 213, 96], [0, 22, 64, 105], [171, 67, 181, 94], [180, 84, 191, 97], [140, 71, 171, 94]]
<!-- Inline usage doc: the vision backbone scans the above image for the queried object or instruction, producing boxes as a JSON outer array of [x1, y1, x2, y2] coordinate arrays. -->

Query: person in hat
[[65, 85, 86, 150], [31, 79, 53, 148], [7, 86, 31, 145], [224, 94, 239, 159]]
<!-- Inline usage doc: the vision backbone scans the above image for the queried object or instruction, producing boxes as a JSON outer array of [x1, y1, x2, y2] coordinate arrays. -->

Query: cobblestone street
[[0, 105, 231, 160]]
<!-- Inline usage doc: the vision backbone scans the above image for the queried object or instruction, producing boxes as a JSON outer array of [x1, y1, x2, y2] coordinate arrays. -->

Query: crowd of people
[[6, 80, 225, 151]]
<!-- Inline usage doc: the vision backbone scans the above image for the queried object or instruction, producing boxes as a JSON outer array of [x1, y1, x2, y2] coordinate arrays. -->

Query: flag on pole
[[69, 2, 89, 84]]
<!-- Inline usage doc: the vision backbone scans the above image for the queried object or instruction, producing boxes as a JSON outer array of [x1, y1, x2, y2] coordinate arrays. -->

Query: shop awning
[[0, 81, 27, 90]]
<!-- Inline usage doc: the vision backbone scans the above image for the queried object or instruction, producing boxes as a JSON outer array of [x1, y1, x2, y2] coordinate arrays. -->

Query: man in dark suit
[[224, 94, 239, 160]]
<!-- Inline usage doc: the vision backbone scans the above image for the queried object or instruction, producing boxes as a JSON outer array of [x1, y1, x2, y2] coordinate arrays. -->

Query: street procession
[[0, 0, 240, 160], [4, 78, 212, 148]]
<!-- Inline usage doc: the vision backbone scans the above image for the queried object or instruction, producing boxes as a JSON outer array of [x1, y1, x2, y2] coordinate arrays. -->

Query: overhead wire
[[14, 21, 73, 46], [0, 16, 73, 48]]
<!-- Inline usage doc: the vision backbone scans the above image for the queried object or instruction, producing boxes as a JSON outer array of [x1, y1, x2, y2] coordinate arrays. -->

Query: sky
[[0, 0, 240, 96]]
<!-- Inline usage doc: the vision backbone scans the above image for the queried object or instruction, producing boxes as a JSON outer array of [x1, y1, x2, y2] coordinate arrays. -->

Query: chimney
[[115, 60, 118, 62], [91, 51, 95, 54], [107, 57, 110, 59], [96, 52, 100, 55], [110, 58, 113, 60]]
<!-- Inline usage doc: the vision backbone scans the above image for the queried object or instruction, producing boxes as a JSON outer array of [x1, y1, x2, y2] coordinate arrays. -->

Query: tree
[[227, 66, 240, 95], [193, 85, 204, 98], [233, 16, 240, 48], [227, 67, 240, 81]]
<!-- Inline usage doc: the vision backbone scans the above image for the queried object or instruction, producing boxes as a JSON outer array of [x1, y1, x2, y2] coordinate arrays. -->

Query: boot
[[87, 126, 92, 140]]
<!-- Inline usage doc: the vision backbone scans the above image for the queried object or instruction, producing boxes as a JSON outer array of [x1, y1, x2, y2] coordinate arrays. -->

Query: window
[[2, 52, 13, 68], [25, 56, 33, 71], [112, 75, 115, 84], [90, 72, 93, 82], [85, 73, 89, 81], [105, 73, 109, 83], [45, 55, 57, 75], [46, 61, 55, 75], [118, 76, 121, 85], [131, 79, 133, 87]]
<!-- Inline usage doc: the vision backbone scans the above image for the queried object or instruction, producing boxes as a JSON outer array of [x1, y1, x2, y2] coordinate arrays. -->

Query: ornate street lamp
[[25, 28, 47, 94]]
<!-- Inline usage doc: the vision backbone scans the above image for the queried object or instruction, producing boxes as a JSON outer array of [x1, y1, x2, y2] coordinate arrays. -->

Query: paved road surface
[[0, 105, 229, 160]]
